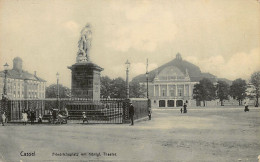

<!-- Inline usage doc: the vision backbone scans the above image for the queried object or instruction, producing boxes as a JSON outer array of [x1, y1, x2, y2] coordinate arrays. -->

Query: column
[[175, 84, 177, 97], [166, 84, 168, 97], [153, 84, 156, 97], [159, 84, 161, 97], [189, 84, 192, 99], [184, 84, 186, 97]]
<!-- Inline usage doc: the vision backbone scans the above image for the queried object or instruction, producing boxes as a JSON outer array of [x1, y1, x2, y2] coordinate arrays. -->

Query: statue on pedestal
[[76, 23, 92, 63]]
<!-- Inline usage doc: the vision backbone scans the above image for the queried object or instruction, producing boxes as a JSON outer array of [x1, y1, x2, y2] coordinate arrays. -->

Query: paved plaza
[[0, 107, 259, 162]]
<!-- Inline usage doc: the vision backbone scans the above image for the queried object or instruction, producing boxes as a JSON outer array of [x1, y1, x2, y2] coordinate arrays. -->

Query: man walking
[[129, 102, 135, 126], [183, 103, 187, 113]]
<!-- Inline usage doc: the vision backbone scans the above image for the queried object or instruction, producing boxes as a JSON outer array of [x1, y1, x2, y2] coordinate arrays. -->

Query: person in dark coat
[[30, 110, 35, 125], [129, 102, 135, 126], [244, 102, 249, 112], [183, 103, 187, 113], [27, 109, 31, 122], [52, 109, 57, 124]]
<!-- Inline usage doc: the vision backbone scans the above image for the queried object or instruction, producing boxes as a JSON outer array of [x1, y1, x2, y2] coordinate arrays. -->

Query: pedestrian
[[129, 102, 135, 126], [38, 114, 42, 123], [244, 102, 249, 112], [82, 112, 88, 123], [52, 109, 57, 124], [22, 110, 28, 125], [30, 110, 35, 125], [27, 109, 31, 122], [148, 109, 151, 120], [1, 112, 6, 126], [180, 108, 183, 113], [183, 103, 187, 113], [64, 108, 69, 117], [57, 111, 63, 124]]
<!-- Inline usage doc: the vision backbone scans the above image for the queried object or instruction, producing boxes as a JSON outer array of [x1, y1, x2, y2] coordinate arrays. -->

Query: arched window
[[176, 100, 183, 107], [167, 100, 174, 107], [159, 100, 165, 107]]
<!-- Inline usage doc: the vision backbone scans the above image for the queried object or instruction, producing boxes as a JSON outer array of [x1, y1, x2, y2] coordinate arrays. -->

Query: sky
[[0, 0, 259, 87]]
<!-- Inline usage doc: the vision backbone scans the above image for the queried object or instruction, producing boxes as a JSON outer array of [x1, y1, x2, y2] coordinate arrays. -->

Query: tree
[[46, 84, 70, 98], [100, 76, 146, 99], [216, 80, 230, 106], [110, 77, 126, 98], [100, 76, 112, 98], [129, 81, 146, 98], [193, 78, 216, 106], [250, 71, 260, 107], [230, 78, 247, 105]]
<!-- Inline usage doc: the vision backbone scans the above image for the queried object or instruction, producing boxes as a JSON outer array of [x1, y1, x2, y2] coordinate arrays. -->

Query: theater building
[[132, 53, 217, 108], [0, 57, 46, 99]]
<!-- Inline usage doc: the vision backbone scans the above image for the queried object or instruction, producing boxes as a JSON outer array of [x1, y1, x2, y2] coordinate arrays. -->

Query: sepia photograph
[[0, 0, 259, 161]]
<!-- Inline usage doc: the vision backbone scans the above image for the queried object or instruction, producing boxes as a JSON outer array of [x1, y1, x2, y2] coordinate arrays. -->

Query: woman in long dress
[[22, 110, 28, 125], [1, 112, 6, 126]]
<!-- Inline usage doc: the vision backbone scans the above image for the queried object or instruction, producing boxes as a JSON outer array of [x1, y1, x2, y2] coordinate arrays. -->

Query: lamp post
[[125, 60, 130, 99], [56, 72, 60, 110], [3, 63, 9, 96], [146, 72, 149, 98], [146, 58, 149, 99]]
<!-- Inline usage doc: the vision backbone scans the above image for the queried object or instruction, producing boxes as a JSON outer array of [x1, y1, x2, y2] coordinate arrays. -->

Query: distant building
[[0, 57, 46, 99], [132, 53, 220, 108]]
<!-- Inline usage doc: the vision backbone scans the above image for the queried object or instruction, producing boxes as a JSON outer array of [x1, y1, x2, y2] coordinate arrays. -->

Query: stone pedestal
[[68, 62, 103, 100]]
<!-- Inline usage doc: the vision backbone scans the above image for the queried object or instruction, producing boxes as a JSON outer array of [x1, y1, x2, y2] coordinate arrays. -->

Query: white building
[[0, 57, 46, 99], [133, 54, 218, 108]]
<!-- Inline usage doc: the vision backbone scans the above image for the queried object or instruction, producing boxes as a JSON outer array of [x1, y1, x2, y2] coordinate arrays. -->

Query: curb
[[134, 116, 149, 123]]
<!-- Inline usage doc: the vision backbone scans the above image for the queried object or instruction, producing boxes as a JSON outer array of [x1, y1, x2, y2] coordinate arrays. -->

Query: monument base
[[68, 62, 103, 100]]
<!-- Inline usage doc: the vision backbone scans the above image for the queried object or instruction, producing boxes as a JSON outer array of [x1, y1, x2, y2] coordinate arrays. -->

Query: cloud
[[106, 2, 178, 52], [62, 21, 80, 36], [186, 48, 260, 80], [104, 62, 158, 81]]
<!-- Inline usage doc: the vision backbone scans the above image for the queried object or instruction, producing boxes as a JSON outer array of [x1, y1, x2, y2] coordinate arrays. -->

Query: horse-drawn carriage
[[42, 109, 69, 124]]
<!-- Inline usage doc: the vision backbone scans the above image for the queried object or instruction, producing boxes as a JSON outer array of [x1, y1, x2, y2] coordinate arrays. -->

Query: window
[[178, 89, 182, 96], [159, 100, 166, 107], [167, 100, 174, 107], [170, 89, 175, 96], [162, 89, 165, 96]]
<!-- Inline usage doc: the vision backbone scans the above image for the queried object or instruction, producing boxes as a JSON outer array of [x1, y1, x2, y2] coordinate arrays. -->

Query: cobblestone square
[[0, 107, 259, 162]]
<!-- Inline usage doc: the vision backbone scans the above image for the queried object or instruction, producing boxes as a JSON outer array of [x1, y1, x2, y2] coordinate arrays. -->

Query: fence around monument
[[0, 98, 149, 124]]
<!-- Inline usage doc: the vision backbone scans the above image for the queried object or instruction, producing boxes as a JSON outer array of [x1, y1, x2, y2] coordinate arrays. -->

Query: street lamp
[[125, 60, 130, 99], [3, 63, 9, 96], [56, 72, 60, 110], [146, 72, 149, 98], [146, 58, 149, 99]]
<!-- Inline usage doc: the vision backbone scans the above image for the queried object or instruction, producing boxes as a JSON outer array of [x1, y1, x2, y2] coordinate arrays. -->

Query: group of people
[[22, 109, 41, 125], [49, 108, 69, 124]]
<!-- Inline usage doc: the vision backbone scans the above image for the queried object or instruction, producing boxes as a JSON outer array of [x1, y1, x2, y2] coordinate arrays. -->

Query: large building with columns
[[132, 53, 217, 108], [0, 57, 46, 99]]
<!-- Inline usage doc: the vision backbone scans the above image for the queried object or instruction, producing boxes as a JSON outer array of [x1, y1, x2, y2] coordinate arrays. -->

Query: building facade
[[0, 57, 46, 99], [133, 53, 218, 108]]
